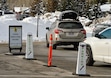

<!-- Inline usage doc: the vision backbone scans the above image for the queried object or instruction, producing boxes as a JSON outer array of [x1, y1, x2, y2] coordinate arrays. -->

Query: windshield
[[58, 22, 83, 29], [99, 29, 111, 39]]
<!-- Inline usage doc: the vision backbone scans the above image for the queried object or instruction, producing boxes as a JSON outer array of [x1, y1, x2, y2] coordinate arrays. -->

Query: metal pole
[[37, 13, 39, 37], [36, 3, 40, 37]]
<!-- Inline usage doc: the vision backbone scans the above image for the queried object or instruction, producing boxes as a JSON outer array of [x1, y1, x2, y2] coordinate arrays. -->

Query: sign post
[[73, 42, 90, 76], [25, 33, 35, 60], [9, 26, 22, 53]]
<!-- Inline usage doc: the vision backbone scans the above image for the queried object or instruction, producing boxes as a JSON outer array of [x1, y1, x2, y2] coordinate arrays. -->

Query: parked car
[[0, 10, 14, 16], [46, 14, 86, 50], [92, 24, 111, 37], [84, 27, 111, 66], [16, 12, 30, 20]]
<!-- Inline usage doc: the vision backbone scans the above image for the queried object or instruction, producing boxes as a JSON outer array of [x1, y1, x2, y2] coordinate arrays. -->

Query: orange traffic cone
[[48, 34, 53, 67]]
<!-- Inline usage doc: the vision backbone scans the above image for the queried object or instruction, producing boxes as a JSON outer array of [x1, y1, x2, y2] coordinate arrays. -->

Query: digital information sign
[[9, 26, 22, 52]]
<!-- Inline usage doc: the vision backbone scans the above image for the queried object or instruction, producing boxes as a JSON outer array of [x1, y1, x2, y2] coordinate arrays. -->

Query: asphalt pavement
[[0, 42, 110, 78], [0, 53, 76, 78], [0, 43, 77, 78]]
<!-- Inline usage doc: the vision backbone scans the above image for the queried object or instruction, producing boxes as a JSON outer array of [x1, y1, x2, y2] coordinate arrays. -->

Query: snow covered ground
[[0, 13, 59, 43], [0, 12, 93, 43], [0, 4, 111, 43]]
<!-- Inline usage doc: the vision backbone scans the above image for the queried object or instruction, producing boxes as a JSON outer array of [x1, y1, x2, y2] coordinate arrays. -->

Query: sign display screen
[[9, 26, 22, 49]]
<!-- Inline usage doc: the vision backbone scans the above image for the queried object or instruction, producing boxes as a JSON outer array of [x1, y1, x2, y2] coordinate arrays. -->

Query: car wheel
[[53, 44, 57, 49], [86, 45, 94, 66], [46, 36, 49, 48], [46, 42, 49, 48], [73, 42, 79, 50]]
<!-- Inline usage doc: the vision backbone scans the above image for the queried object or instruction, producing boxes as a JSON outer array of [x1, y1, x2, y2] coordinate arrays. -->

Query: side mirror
[[46, 27, 49, 30], [95, 34, 99, 37], [95, 34, 101, 38]]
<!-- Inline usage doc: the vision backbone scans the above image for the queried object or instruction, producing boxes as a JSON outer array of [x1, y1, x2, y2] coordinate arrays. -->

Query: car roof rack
[[58, 10, 78, 20]]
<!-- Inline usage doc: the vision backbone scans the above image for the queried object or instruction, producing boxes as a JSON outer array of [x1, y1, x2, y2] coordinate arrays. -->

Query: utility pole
[[36, 3, 40, 37]]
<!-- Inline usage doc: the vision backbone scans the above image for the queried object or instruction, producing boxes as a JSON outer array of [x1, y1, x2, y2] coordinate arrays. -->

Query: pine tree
[[0, 0, 8, 11], [46, 0, 57, 12], [30, 0, 40, 16]]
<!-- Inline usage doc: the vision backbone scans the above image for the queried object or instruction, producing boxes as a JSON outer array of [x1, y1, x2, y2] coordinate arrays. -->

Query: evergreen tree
[[30, 0, 41, 16], [30, 0, 110, 15], [0, 0, 8, 11], [46, 0, 57, 12]]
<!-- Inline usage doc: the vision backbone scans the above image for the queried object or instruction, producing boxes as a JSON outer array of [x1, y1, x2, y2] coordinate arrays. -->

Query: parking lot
[[0, 42, 111, 78]]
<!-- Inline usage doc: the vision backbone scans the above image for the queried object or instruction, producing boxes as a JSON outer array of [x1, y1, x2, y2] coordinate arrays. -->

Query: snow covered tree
[[87, 0, 107, 5], [30, 0, 41, 16], [45, 0, 57, 12], [57, 0, 86, 13], [0, 0, 8, 11]]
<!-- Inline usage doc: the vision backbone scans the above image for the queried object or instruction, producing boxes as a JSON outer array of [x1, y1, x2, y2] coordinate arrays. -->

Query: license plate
[[69, 32, 74, 35], [66, 32, 77, 36]]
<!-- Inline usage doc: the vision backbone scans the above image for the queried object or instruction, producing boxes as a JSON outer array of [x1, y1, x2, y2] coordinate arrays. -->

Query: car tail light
[[54, 29, 63, 34], [81, 29, 86, 35]]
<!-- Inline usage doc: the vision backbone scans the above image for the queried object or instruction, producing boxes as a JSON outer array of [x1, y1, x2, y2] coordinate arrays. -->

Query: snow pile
[[0, 12, 58, 43]]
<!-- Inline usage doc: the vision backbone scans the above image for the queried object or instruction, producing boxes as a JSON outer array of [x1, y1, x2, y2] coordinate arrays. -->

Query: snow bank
[[0, 5, 110, 43], [0, 14, 55, 43]]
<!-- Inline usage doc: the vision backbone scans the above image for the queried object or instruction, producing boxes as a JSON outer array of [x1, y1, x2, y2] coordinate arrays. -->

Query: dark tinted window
[[100, 29, 111, 39], [0, 12, 2, 16], [58, 22, 83, 29], [4, 12, 14, 14]]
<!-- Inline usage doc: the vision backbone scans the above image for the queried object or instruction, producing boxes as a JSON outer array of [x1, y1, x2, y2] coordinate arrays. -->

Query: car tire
[[53, 44, 57, 49], [46, 42, 49, 48], [46, 36, 49, 48], [73, 42, 79, 50], [86, 45, 94, 66]]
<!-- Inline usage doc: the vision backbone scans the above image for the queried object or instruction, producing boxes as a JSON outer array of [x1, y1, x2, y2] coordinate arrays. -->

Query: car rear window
[[58, 22, 83, 29]]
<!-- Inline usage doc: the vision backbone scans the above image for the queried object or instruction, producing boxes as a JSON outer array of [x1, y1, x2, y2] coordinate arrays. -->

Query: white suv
[[46, 10, 86, 49]]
